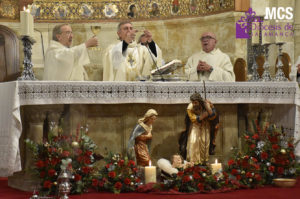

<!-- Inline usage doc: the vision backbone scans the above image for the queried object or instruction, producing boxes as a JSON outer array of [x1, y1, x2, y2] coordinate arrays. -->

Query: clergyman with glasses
[[43, 24, 98, 81], [184, 32, 235, 81]]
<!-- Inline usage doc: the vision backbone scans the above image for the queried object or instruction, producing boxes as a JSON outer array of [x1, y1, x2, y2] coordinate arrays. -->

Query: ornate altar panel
[[0, 81, 299, 177]]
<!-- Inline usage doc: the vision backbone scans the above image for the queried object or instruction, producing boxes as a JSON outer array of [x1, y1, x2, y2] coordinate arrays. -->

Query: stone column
[[294, 0, 300, 59]]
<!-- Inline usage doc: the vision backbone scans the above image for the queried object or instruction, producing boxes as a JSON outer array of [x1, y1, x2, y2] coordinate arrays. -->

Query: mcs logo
[[264, 7, 293, 20]]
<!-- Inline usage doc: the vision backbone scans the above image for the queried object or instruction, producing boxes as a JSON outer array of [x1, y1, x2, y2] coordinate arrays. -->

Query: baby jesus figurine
[[157, 154, 194, 177]]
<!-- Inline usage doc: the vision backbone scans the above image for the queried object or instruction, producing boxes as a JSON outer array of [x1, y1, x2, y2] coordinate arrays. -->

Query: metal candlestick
[[18, 35, 36, 80], [58, 169, 71, 199], [274, 42, 288, 81], [261, 43, 273, 81], [250, 44, 261, 81]]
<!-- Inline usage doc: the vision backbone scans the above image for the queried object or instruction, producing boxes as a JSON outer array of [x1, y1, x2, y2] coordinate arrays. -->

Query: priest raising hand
[[143, 30, 153, 43], [102, 21, 162, 81], [85, 36, 99, 48], [43, 24, 98, 81]]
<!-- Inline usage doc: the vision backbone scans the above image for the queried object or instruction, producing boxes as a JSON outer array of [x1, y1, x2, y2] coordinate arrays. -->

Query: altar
[[0, 81, 299, 178]]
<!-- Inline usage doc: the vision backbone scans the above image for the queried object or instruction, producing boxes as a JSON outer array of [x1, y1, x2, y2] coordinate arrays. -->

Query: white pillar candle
[[20, 6, 34, 36], [211, 159, 222, 174], [145, 161, 156, 184]]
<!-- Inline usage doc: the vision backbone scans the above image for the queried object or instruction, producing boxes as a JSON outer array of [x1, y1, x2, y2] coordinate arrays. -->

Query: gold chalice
[[91, 26, 101, 50]]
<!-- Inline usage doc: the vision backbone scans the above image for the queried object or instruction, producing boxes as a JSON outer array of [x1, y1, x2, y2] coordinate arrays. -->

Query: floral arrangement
[[159, 165, 235, 193], [26, 124, 98, 196], [225, 121, 298, 187], [91, 153, 141, 194]]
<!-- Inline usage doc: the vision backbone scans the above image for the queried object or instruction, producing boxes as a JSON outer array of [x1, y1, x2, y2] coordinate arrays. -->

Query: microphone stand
[[145, 42, 165, 81]]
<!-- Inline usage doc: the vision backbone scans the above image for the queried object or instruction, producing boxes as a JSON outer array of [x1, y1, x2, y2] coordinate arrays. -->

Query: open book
[[151, 59, 182, 75]]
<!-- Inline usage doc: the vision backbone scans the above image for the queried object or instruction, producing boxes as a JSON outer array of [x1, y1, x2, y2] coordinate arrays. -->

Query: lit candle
[[20, 6, 34, 36], [145, 160, 156, 184], [211, 159, 222, 174]]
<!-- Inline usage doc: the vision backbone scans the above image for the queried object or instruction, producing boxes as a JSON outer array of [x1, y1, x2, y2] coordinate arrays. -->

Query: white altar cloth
[[0, 81, 299, 176]]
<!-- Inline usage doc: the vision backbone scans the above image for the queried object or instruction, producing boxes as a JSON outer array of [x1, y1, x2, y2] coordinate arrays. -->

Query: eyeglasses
[[61, 31, 73, 35], [200, 36, 215, 41]]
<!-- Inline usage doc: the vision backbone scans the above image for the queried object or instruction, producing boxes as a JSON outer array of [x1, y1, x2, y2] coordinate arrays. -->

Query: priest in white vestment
[[43, 24, 98, 81], [185, 32, 235, 81], [103, 21, 162, 81]]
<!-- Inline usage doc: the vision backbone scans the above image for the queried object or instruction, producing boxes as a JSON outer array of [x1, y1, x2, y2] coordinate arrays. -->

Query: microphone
[[144, 41, 165, 81]]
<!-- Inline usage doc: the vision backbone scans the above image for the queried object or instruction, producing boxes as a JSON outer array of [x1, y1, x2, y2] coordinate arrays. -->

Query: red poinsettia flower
[[245, 135, 250, 139], [193, 172, 201, 179], [197, 183, 204, 190], [92, 179, 99, 187], [124, 178, 131, 185], [272, 144, 279, 150], [118, 159, 125, 167], [182, 175, 191, 183], [225, 179, 229, 185], [252, 134, 259, 140], [84, 157, 91, 165], [99, 181, 105, 187], [177, 171, 184, 177], [223, 172, 229, 178], [74, 174, 82, 182], [108, 171, 116, 178], [48, 147, 57, 153], [246, 172, 252, 178], [277, 167, 284, 175], [85, 151, 92, 156], [43, 180, 52, 189], [114, 182, 122, 190], [261, 152, 268, 160], [254, 164, 260, 170], [228, 159, 235, 166], [288, 143, 294, 148], [51, 157, 60, 166], [290, 152, 295, 159], [77, 156, 84, 163], [251, 157, 258, 162], [36, 160, 45, 168], [62, 151, 70, 157], [75, 148, 83, 155], [40, 171, 46, 178], [269, 136, 278, 143], [48, 169, 56, 177], [135, 178, 140, 183], [105, 163, 111, 169], [201, 168, 207, 172], [242, 160, 249, 168], [255, 173, 261, 181], [132, 167, 138, 173], [231, 169, 238, 175], [268, 166, 275, 172], [236, 175, 242, 180], [128, 160, 135, 167], [250, 144, 256, 149], [82, 166, 91, 174]]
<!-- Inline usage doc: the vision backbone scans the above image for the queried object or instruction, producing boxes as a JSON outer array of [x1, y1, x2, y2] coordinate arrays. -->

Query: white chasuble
[[43, 40, 90, 81], [103, 41, 159, 81], [185, 48, 235, 81]]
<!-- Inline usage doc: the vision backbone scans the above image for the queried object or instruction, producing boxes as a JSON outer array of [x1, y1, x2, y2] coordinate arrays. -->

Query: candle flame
[[149, 160, 151, 167], [23, 6, 26, 11], [215, 159, 218, 164]]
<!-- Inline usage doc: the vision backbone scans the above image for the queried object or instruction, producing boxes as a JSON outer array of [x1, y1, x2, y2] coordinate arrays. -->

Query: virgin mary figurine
[[127, 109, 158, 166]]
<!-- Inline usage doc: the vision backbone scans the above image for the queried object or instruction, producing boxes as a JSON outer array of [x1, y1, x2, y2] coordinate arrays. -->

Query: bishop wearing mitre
[[103, 21, 162, 81], [43, 24, 98, 81]]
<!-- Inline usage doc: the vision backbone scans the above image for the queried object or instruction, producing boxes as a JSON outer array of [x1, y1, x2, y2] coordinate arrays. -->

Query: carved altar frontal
[[17, 81, 299, 104], [0, 81, 299, 177]]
